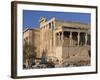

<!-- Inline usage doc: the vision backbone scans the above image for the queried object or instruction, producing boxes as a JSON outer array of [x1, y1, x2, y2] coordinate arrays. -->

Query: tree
[[40, 50, 47, 64], [23, 40, 36, 68]]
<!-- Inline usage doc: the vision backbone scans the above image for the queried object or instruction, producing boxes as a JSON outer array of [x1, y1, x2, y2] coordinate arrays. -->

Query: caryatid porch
[[55, 26, 90, 47], [54, 26, 90, 62]]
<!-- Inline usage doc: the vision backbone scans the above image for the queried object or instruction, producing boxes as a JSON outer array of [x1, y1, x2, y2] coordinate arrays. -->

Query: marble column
[[61, 31, 63, 45], [70, 32, 72, 47], [85, 33, 87, 45], [58, 32, 60, 46], [77, 32, 80, 46], [56, 33, 59, 46]]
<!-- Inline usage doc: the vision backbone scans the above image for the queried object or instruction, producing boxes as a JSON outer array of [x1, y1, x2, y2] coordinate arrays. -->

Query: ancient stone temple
[[23, 17, 91, 66], [39, 17, 90, 64]]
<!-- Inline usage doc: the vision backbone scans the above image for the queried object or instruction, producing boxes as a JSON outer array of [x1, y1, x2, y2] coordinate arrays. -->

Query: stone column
[[47, 27, 48, 50], [77, 32, 80, 46], [56, 33, 59, 46], [45, 26, 47, 49], [70, 32, 72, 47], [58, 32, 60, 46], [40, 26, 44, 49], [85, 33, 87, 45], [55, 33, 57, 46], [42, 27, 44, 49], [61, 31, 63, 45]]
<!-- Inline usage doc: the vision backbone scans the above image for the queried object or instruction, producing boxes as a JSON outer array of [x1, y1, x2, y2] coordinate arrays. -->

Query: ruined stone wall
[[23, 29, 40, 58], [32, 29, 40, 58]]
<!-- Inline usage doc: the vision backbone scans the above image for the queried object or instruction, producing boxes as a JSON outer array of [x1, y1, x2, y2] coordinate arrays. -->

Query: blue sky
[[23, 10, 91, 30]]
